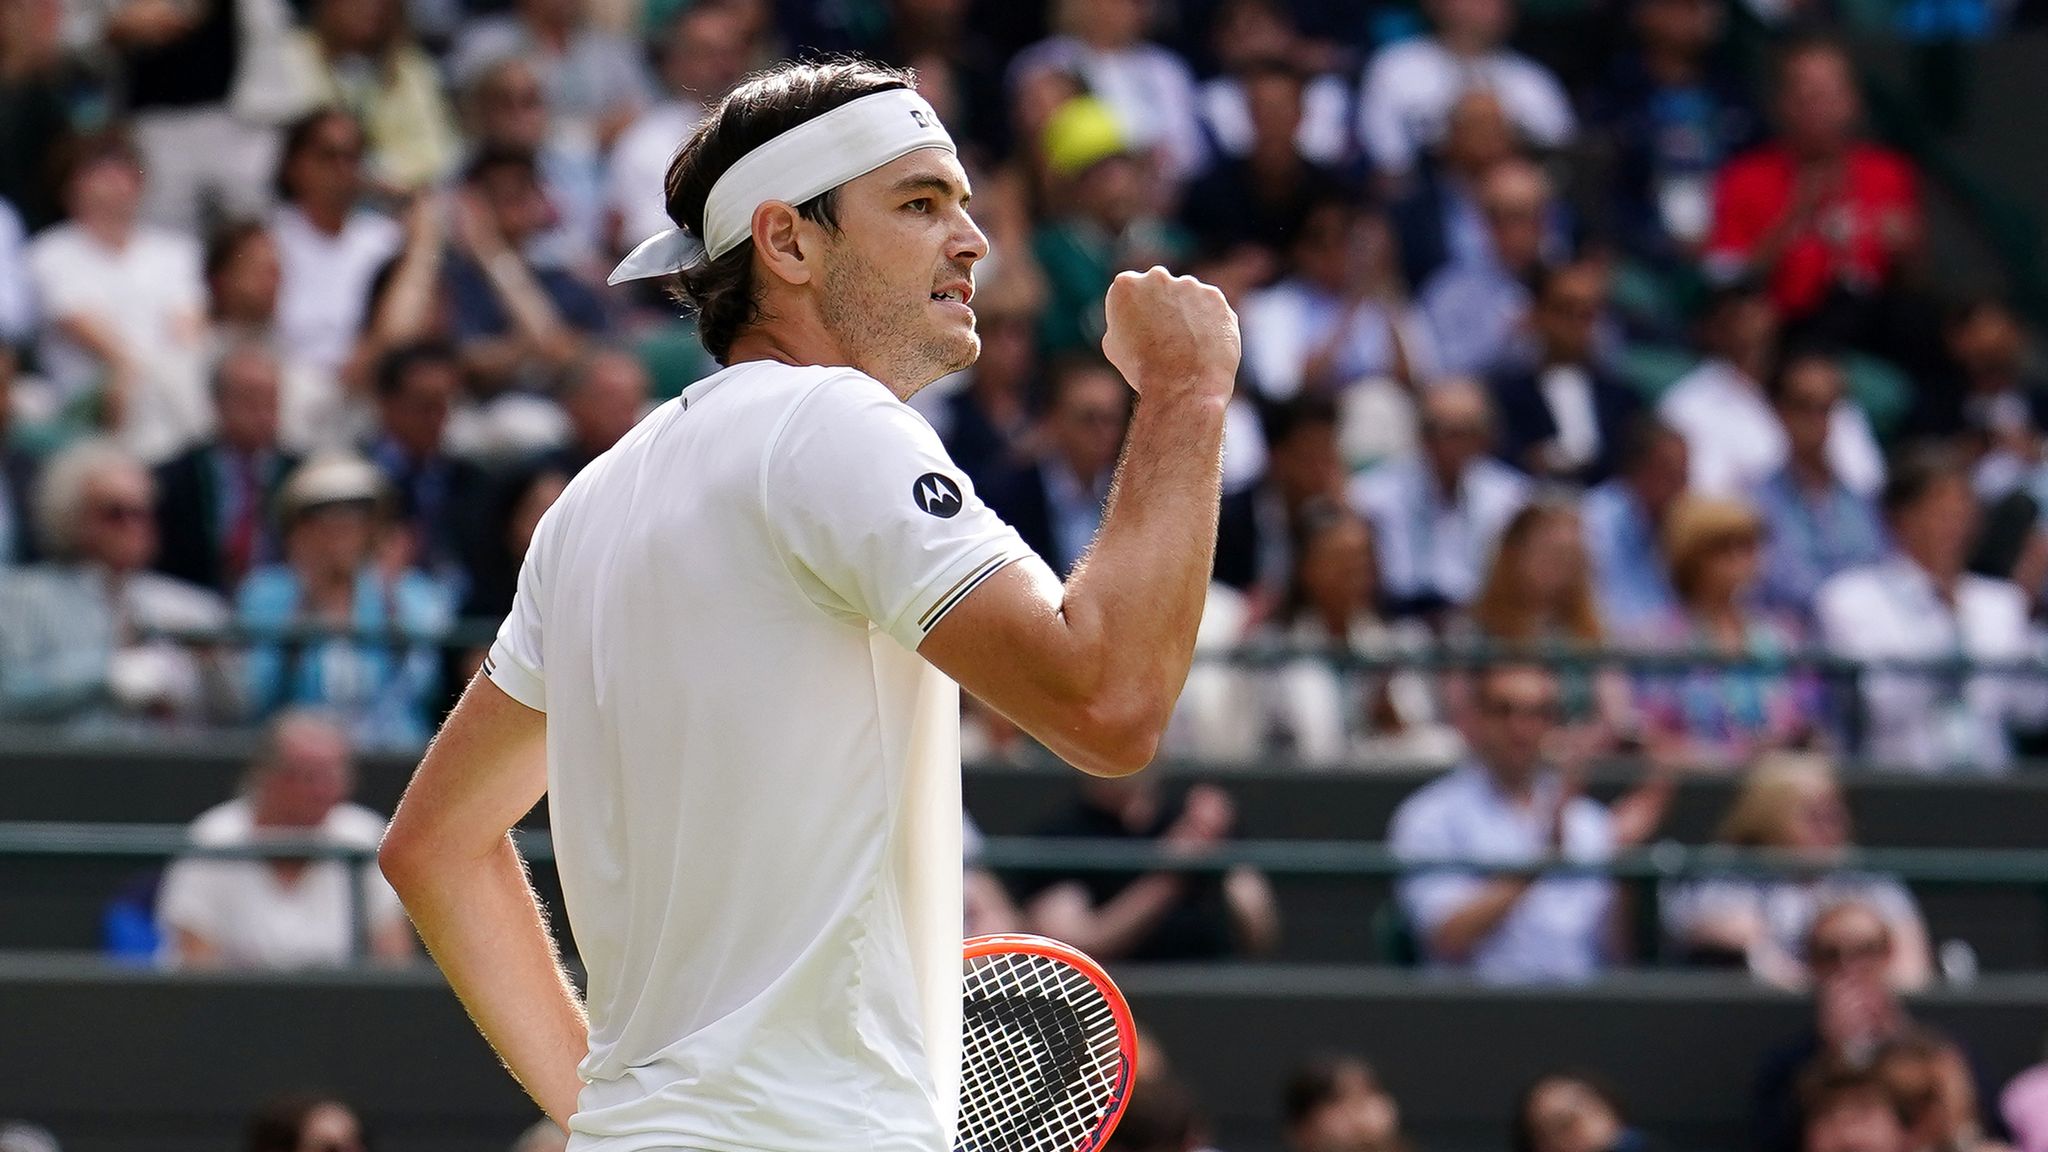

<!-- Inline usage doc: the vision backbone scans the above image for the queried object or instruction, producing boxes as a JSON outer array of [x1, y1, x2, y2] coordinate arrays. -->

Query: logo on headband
[[910, 109, 931, 128]]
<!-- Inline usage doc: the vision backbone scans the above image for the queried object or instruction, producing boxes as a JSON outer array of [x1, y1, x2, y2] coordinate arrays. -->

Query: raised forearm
[[1429, 876, 1535, 962]]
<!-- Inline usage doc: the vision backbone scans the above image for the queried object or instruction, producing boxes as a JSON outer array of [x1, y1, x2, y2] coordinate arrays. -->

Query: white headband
[[608, 88, 956, 286]]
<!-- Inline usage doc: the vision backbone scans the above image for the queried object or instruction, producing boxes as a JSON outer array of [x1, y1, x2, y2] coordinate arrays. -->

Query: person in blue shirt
[[1752, 349, 1888, 620], [1583, 417, 1690, 633]]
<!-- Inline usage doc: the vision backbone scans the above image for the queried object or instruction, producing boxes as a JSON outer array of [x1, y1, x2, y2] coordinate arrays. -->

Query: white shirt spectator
[[1662, 872, 1921, 968], [1348, 452, 1530, 609], [156, 796, 404, 968], [1391, 762, 1615, 983], [1198, 73, 1355, 166], [1659, 359, 1884, 498], [1356, 38, 1576, 178], [25, 223, 208, 462], [270, 204, 403, 376], [0, 198, 33, 344], [448, 17, 653, 136], [1816, 558, 2048, 774], [608, 99, 709, 255], [1242, 281, 1440, 401], [1009, 36, 1208, 182]]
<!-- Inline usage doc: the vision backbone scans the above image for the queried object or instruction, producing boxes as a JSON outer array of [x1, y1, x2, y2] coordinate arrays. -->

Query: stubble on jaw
[[818, 242, 979, 395]]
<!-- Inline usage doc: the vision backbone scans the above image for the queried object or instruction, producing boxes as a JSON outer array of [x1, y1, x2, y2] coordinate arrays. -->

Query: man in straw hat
[[381, 58, 1241, 1150]]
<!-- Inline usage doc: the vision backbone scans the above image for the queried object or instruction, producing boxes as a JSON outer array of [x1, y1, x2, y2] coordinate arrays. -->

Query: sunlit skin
[[730, 146, 990, 398]]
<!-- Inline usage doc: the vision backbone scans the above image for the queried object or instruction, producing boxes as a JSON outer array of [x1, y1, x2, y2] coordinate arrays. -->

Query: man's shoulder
[[1364, 36, 1446, 83], [188, 798, 254, 844], [325, 802, 391, 846], [1390, 764, 1485, 833]]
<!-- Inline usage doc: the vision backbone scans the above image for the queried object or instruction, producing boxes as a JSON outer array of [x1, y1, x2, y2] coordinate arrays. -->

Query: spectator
[[508, 1120, 568, 1152], [283, 0, 461, 193], [204, 220, 353, 454], [1816, 447, 2048, 774], [447, 148, 611, 394], [157, 710, 413, 969], [1632, 495, 1822, 769], [459, 462, 570, 640], [1282, 1052, 1408, 1152], [1354, 0, 1575, 183], [364, 342, 493, 586], [982, 356, 1130, 578], [0, 196, 30, 347], [25, 131, 209, 463], [1180, 60, 1359, 257], [962, 812, 1023, 937], [1798, 1064, 1912, 1152], [152, 341, 301, 596], [0, 438, 235, 724], [1391, 87, 1556, 291], [1257, 501, 1459, 766], [1419, 157, 1558, 378], [547, 347, 650, 477], [1251, 393, 1349, 598], [1241, 195, 1434, 403], [2004, 1067, 2048, 1152], [1195, 0, 1353, 170], [1914, 297, 2048, 499], [0, 351, 36, 564], [0, 1123, 59, 1152], [1463, 500, 1635, 742], [104, 0, 299, 233], [245, 1093, 371, 1152], [270, 109, 404, 383], [461, 56, 606, 276], [1513, 1071, 1665, 1152], [1389, 663, 1672, 983], [1754, 349, 1889, 618], [1661, 289, 1883, 499], [0, 0, 83, 231], [236, 453, 452, 751], [1349, 377, 1531, 620], [1019, 777, 1281, 961], [1106, 1075, 1204, 1152], [1487, 260, 1645, 488], [1664, 752, 1933, 988], [1582, 0, 1760, 266], [1582, 417, 1690, 632], [449, 0, 653, 151], [1704, 39, 1922, 340], [1008, 0, 1207, 185], [1875, 1031, 2010, 1152], [928, 284, 1043, 491], [606, 2, 754, 258]]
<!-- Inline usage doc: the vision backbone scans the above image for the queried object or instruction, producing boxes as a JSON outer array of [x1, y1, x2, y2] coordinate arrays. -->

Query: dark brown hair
[[661, 58, 917, 363]]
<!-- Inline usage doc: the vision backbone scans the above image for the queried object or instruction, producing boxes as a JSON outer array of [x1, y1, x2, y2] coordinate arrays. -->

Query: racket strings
[[956, 950, 1126, 1152]]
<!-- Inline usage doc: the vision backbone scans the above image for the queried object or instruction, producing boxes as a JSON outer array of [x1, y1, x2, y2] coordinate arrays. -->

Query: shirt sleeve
[[763, 375, 1041, 653], [1389, 793, 1482, 941], [484, 510, 551, 712]]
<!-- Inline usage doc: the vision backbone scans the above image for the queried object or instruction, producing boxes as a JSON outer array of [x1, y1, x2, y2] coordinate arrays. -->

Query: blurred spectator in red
[[1463, 500, 1635, 743], [449, 0, 652, 152], [271, 109, 403, 382], [363, 341, 490, 583], [1817, 447, 2048, 774], [1018, 777, 1281, 961], [1514, 1071, 1667, 1152], [1355, 0, 1575, 185], [1632, 495, 1822, 768], [235, 454, 452, 750], [1913, 298, 2048, 498], [1241, 196, 1433, 406], [0, 438, 235, 724], [1487, 260, 1645, 488], [25, 131, 209, 462], [1196, 0, 1354, 172], [283, 0, 460, 194], [1008, 0, 1207, 185], [1349, 377, 1530, 621], [1876, 1031, 2011, 1152], [546, 347, 650, 478], [1420, 157, 1558, 378], [1798, 1064, 1913, 1152], [245, 1093, 370, 1152], [448, 149, 611, 395], [152, 340, 300, 596], [102, 0, 299, 233], [1665, 753, 1932, 987], [1661, 287, 1882, 500], [204, 221, 351, 454], [1181, 60, 1359, 257], [159, 710, 412, 969], [461, 57, 606, 277], [1582, 0, 1760, 268], [1704, 39, 1922, 338], [1582, 417, 1689, 632], [1391, 88, 1560, 292], [1281, 1053, 1407, 1152], [981, 356, 1129, 578], [606, 2, 754, 259], [1753, 348, 1889, 619], [1390, 663, 1672, 983]]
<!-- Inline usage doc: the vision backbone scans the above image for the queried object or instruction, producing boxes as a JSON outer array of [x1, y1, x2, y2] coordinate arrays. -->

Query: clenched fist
[[1100, 266, 1240, 404]]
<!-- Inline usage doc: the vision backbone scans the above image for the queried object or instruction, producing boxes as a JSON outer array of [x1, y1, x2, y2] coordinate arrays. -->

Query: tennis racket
[[956, 933, 1138, 1152]]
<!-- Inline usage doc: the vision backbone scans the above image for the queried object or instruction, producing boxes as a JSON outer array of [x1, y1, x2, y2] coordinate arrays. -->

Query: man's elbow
[[1064, 690, 1172, 777], [377, 821, 433, 894]]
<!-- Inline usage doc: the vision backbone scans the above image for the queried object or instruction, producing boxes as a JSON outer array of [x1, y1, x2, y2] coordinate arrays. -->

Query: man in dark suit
[[152, 341, 299, 595], [981, 357, 1131, 578], [364, 340, 492, 593], [1488, 260, 1645, 488]]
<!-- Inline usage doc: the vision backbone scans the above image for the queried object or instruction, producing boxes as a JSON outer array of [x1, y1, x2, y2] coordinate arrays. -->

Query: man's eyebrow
[[890, 174, 972, 204]]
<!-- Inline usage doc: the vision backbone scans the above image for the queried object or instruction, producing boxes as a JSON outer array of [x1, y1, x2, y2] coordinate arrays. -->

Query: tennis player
[[379, 59, 1239, 1152]]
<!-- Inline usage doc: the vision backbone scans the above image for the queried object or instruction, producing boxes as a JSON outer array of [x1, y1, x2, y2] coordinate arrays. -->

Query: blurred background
[[5, 0, 2048, 1150]]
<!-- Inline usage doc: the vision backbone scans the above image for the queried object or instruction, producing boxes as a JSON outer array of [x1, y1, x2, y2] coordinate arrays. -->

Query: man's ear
[[752, 200, 815, 287]]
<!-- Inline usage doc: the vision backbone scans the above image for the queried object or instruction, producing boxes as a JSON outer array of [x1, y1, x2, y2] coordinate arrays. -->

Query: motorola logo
[[913, 472, 963, 518]]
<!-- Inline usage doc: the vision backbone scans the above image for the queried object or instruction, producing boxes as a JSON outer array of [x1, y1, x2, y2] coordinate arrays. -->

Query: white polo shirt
[[486, 360, 1038, 1152]]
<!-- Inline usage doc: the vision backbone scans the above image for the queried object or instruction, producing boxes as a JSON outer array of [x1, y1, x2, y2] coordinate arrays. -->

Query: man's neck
[[1481, 760, 1539, 807], [727, 320, 910, 400], [1427, 458, 1465, 503], [1788, 451, 1832, 492], [299, 199, 351, 236], [79, 215, 132, 250], [1906, 550, 1963, 602]]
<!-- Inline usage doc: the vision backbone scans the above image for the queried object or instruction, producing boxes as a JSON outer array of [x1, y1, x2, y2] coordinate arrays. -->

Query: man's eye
[[906, 199, 932, 214]]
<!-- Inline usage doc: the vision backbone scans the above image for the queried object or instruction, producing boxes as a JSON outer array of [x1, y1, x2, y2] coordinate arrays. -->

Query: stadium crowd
[[3, 0, 2048, 1148]]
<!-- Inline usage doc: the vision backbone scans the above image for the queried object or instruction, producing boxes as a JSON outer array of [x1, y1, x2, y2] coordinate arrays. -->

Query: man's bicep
[[918, 558, 1106, 755], [386, 675, 549, 862]]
